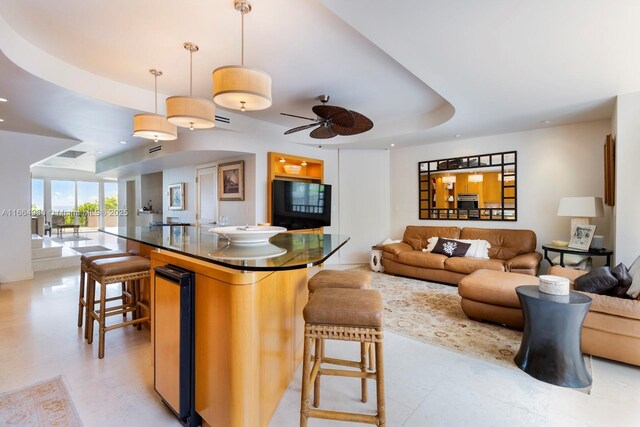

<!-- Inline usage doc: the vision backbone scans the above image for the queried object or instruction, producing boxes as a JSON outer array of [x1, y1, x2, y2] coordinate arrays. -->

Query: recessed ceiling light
[[454, 134, 461, 138], [119, 141, 127, 144], [390, 143, 395, 147], [0, 98, 7, 102], [0, 118, 4, 122], [541, 120, 552, 124], [97, 151, 103, 154]]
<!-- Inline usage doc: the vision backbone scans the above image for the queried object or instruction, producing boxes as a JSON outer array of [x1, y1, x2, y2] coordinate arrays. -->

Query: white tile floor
[[1, 232, 639, 426]]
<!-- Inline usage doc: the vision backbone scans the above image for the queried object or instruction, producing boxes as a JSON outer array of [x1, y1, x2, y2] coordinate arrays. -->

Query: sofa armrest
[[382, 242, 413, 256], [505, 252, 542, 274], [547, 266, 588, 285]]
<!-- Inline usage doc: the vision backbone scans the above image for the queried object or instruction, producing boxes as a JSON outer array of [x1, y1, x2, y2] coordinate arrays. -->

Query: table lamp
[[557, 196, 604, 237]]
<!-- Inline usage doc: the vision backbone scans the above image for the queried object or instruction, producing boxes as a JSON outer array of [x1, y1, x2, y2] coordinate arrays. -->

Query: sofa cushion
[[396, 251, 448, 269], [460, 227, 536, 260], [582, 292, 640, 321], [402, 225, 460, 251], [444, 257, 506, 275], [574, 267, 619, 294], [432, 238, 471, 257]]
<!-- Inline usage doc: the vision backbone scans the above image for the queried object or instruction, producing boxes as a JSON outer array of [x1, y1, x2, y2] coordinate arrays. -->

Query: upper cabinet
[[419, 151, 517, 221]]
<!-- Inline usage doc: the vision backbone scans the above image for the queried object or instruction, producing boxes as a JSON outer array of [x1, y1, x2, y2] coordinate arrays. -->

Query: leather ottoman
[[458, 269, 539, 329]]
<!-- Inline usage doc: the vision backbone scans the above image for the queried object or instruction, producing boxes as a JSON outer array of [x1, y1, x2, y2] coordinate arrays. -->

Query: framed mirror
[[419, 151, 517, 221]]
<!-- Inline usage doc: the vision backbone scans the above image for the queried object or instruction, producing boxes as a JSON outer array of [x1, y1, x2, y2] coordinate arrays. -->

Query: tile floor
[[1, 232, 639, 426]]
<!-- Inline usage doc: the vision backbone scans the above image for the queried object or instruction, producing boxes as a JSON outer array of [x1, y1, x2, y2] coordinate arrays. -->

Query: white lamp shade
[[166, 96, 216, 129], [557, 197, 605, 217], [212, 65, 272, 111], [441, 176, 456, 184], [133, 114, 178, 141]]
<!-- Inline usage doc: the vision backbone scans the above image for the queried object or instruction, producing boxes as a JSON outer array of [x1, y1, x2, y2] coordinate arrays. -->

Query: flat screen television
[[272, 180, 331, 230]]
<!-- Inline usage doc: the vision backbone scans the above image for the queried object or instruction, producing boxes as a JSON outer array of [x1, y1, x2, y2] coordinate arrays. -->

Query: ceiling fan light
[[166, 96, 216, 129], [133, 113, 177, 141], [212, 65, 272, 111]]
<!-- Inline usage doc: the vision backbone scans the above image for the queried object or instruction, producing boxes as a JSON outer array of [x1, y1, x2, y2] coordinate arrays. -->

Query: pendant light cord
[[154, 72, 158, 114], [241, 11, 245, 66], [189, 48, 193, 97]]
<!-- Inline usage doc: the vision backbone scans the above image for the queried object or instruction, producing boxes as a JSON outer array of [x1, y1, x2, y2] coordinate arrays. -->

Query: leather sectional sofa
[[381, 226, 542, 285]]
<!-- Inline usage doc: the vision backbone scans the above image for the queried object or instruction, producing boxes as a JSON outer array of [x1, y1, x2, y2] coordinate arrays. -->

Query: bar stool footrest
[[308, 408, 378, 425]]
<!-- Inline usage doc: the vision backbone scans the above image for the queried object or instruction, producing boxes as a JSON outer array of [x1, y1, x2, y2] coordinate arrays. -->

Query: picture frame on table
[[568, 224, 597, 250], [168, 183, 185, 210], [218, 160, 244, 201]]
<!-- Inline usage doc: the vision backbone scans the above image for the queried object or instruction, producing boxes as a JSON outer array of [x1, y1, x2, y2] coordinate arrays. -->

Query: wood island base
[[150, 248, 309, 427]]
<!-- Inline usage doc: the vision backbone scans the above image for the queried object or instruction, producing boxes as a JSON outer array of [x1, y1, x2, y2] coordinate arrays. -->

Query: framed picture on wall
[[218, 160, 245, 201], [168, 183, 185, 210], [568, 224, 597, 251]]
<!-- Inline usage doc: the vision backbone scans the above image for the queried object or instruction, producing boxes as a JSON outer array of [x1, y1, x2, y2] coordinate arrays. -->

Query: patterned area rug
[[362, 267, 593, 392], [0, 376, 82, 426], [364, 268, 523, 368]]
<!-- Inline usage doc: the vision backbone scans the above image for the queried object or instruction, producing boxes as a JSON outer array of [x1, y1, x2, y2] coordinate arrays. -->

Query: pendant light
[[133, 69, 178, 142], [212, 0, 272, 111], [166, 42, 216, 129]]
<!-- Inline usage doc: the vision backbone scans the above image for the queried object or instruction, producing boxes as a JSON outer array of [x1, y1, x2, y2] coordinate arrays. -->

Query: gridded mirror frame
[[418, 151, 517, 221]]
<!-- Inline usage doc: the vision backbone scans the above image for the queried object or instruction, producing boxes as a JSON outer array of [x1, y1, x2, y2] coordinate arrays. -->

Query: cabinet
[[266, 152, 323, 230]]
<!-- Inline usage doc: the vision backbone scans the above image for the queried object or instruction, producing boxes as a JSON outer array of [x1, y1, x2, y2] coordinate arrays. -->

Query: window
[[77, 181, 99, 228], [51, 180, 75, 213], [31, 179, 44, 212], [103, 182, 119, 227]]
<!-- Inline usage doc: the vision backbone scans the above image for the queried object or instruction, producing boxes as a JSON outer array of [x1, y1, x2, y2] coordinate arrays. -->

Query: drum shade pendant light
[[167, 42, 216, 129], [133, 69, 177, 142], [212, 0, 272, 111]]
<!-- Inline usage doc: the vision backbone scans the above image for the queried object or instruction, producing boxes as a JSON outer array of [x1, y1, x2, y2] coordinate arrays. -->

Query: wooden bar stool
[[300, 288, 385, 426], [86, 256, 151, 359], [78, 250, 129, 334], [308, 269, 374, 406]]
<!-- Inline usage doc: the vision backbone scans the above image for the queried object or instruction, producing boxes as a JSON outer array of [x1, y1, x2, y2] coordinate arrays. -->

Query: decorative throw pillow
[[574, 267, 619, 294], [431, 238, 471, 257], [607, 263, 633, 299], [425, 237, 490, 259], [626, 256, 640, 299]]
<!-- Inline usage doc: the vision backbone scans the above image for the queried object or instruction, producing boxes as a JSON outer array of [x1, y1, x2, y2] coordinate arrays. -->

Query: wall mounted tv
[[272, 180, 331, 230]]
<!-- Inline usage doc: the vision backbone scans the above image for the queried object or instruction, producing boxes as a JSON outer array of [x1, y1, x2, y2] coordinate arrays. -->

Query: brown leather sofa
[[381, 226, 542, 284], [458, 267, 640, 366], [549, 266, 640, 366]]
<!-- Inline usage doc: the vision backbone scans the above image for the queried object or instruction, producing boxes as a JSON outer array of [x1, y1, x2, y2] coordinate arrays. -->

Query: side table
[[514, 285, 592, 388], [542, 244, 613, 267]]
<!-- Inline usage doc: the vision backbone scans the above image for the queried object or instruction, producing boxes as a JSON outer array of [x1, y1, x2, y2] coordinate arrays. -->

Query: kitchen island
[[101, 226, 348, 427]]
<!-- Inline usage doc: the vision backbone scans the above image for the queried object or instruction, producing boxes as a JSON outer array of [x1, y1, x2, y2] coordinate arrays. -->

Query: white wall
[[163, 166, 197, 224], [338, 149, 390, 263], [613, 93, 640, 265], [218, 154, 256, 226], [0, 131, 75, 282], [389, 120, 612, 263]]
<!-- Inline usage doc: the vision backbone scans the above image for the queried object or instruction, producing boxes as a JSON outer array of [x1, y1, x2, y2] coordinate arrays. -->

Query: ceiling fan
[[281, 95, 373, 139]]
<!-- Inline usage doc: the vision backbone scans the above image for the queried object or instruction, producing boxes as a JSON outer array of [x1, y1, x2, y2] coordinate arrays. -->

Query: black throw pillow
[[609, 263, 633, 299], [431, 238, 471, 258], [611, 263, 632, 287], [574, 267, 619, 294]]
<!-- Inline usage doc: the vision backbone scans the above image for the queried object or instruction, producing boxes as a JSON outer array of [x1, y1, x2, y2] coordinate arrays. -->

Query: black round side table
[[514, 285, 592, 388]]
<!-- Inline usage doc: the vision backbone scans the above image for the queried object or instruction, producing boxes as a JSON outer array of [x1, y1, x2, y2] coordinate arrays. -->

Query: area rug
[[358, 266, 592, 392], [70, 246, 112, 254], [0, 376, 83, 426]]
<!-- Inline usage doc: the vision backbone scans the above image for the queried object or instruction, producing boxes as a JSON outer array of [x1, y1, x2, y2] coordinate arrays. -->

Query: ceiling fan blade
[[284, 122, 321, 135], [332, 110, 374, 136], [312, 105, 355, 128], [310, 124, 337, 139], [280, 112, 317, 122]]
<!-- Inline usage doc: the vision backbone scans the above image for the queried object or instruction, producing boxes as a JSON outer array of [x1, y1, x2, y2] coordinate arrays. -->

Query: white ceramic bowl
[[209, 225, 287, 244], [283, 164, 302, 175]]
